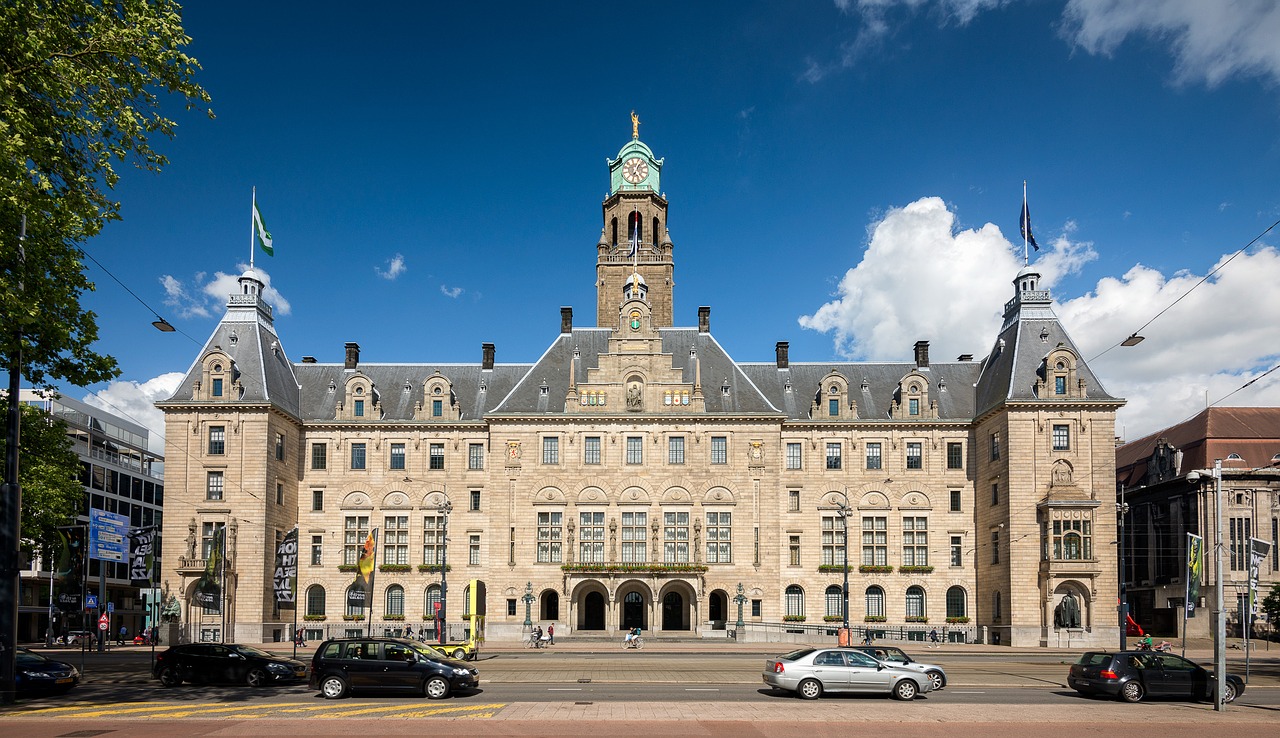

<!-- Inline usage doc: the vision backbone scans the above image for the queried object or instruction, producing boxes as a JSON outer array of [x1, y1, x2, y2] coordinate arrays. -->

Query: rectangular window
[[579, 511, 605, 562], [469, 489, 481, 512], [389, 443, 406, 470], [821, 514, 847, 567], [621, 511, 648, 563], [786, 443, 802, 470], [1052, 424, 1070, 451], [1229, 517, 1252, 571], [423, 514, 445, 565], [861, 516, 887, 566], [276, 482, 284, 505], [950, 535, 962, 567], [710, 436, 727, 465], [343, 515, 370, 565], [311, 535, 323, 566], [663, 511, 690, 563], [991, 530, 1000, 564], [206, 471, 223, 501], [383, 515, 409, 565], [312, 489, 323, 512], [351, 442, 366, 470], [208, 426, 225, 455], [908, 398, 919, 415], [1051, 518, 1093, 560], [866, 442, 881, 470], [468, 443, 484, 470], [432, 399, 443, 417], [789, 535, 801, 566], [212, 377, 223, 397], [668, 436, 685, 464], [826, 442, 842, 470], [542, 436, 559, 465], [906, 441, 922, 469], [1055, 376, 1066, 395], [201, 521, 225, 560], [949, 489, 962, 512], [902, 516, 928, 566], [467, 534, 480, 566], [947, 442, 963, 470], [626, 436, 643, 465], [706, 512, 732, 563], [991, 482, 999, 506], [537, 512, 563, 563], [507, 599, 517, 617], [788, 489, 800, 512], [275, 432, 285, 461], [990, 432, 1000, 461], [584, 436, 601, 465], [429, 443, 444, 470], [828, 398, 839, 416], [354, 399, 364, 417], [311, 442, 327, 470], [751, 599, 762, 617]]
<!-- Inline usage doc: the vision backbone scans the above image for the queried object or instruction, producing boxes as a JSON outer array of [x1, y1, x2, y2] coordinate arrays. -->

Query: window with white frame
[[542, 436, 559, 465], [201, 521, 225, 560], [861, 516, 887, 566], [663, 511, 689, 562], [950, 535, 962, 567], [385, 584, 405, 617], [621, 511, 647, 562], [350, 442, 366, 470], [1052, 518, 1091, 560], [422, 514, 444, 566], [208, 426, 225, 455], [626, 436, 643, 464], [826, 442, 842, 470], [390, 443, 406, 470], [906, 442, 922, 469], [343, 515, 369, 565], [383, 515, 408, 565], [468, 443, 484, 470], [825, 585, 844, 618], [865, 585, 885, 618], [579, 511, 605, 562], [311, 535, 323, 566], [710, 436, 727, 464], [310, 442, 327, 470], [705, 511, 731, 563], [537, 511, 563, 563], [946, 586, 967, 618], [866, 442, 881, 470], [785, 584, 805, 618], [789, 535, 801, 566], [306, 584, 325, 616], [668, 436, 685, 464], [206, 471, 223, 501], [947, 442, 963, 470], [902, 516, 928, 566], [905, 585, 925, 619], [1052, 424, 1070, 451], [469, 534, 480, 566], [786, 442, 802, 470], [584, 436, 601, 465], [821, 514, 847, 566], [429, 443, 444, 470]]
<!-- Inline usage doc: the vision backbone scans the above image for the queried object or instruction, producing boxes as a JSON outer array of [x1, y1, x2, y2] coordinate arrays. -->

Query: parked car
[[851, 645, 947, 690], [56, 631, 94, 646], [309, 637, 479, 699], [153, 643, 308, 687], [15, 648, 79, 696], [1068, 651, 1244, 704], [763, 646, 933, 700]]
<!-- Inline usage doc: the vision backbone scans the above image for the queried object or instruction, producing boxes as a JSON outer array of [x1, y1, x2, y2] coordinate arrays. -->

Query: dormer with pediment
[[414, 371, 463, 421], [890, 371, 937, 420], [1035, 345, 1087, 400], [809, 371, 857, 420], [193, 350, 242, 402], [336, 372, 381, 421]]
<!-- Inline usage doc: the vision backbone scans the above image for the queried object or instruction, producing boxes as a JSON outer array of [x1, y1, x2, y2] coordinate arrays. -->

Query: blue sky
[[57, 1, 1280, 449]]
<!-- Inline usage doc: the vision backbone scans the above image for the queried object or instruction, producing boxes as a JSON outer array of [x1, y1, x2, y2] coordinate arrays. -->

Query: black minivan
[[310, 637, 479, 699]]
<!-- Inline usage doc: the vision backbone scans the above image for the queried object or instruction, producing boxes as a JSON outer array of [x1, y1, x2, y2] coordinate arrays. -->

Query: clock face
[[622, 157, 648, 184]]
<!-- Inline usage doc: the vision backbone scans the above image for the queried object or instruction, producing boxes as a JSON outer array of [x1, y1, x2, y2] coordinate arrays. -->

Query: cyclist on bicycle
[[624, 626, 641, 646]]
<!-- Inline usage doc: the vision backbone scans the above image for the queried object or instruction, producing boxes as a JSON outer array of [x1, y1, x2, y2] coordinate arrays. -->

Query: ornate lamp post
[[734, 583, 746, 631], [522, 582, 534, 630], [833, 490, 852, 630], [436, 500, 452, 646]]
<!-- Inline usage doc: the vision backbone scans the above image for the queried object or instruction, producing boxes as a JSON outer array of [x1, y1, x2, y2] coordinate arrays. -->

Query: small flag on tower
[[253, 194, 274, 256], [1020, 192, 1038, 252]]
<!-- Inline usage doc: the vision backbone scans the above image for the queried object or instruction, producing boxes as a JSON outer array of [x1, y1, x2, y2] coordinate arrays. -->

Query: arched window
[[385, 585, 404, 617], [424, 584, 441, 619], [945, 586, 967, 619], [905, 586, 925, 619], [1062, 532, 1082, 560], [785, 585, 805, 618], [306, 585, 326, 617], [610, 217, 618, 247], [825, 585, 844, 618], [345, 584, 365, 618], [865, 585, 885, 618], [652, 216, 660, 245]]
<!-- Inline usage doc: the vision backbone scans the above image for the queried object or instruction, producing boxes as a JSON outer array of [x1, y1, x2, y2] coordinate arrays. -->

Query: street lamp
[[1117, 483, 1129, 651], [522, 582, 534, 630], [734, 583, 746, 632], [1186, 460, 1226, 712], [436, 500, 452, 646], [830, 490, 852, 631]]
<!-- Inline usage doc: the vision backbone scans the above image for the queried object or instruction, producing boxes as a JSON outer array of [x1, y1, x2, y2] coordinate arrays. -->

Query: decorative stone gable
[[1035, 346, 1088, 399], [336, 373, 381, 421], [194, 351, 242, 401], [810, 371, 857, 420], [413, 371, 463, 421], [890, 372, 936, 420]]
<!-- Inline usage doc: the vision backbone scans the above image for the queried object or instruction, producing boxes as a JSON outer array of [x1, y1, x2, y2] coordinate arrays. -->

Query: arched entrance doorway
[[708, 590, 727, 629], [622, 592, 644, 629], [540, 590, 560, 621], [582, 591, 606, 630], [662, 591, 687, 631]]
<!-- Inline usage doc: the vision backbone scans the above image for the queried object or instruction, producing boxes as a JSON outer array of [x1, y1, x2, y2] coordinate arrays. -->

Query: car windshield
[[16, 651, 47, 666], [231, 645, 275, 659], [408, 643, 445, 660], [777, 648, 816, 661], [1075, 652, 1113, 666]]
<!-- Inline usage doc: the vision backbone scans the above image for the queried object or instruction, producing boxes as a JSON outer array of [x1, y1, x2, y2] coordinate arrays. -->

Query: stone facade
[[157, 128, 1123, 647]]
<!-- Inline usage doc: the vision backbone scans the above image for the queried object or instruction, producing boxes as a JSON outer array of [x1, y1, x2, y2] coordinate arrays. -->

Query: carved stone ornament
[[586, 489, 599, 501], [629, 490, 639, 501], [749, 441, 763, 460], [391, 494, 405, 506], [713, 490, 724, 501], [626, 381, 643, 411], [508, 441, 521, 459], [545, 490, 556, 500]]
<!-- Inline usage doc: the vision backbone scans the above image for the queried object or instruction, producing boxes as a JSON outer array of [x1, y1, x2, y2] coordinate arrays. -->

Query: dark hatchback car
[[1068, 651, 1244, 704], [310, 637, 479, 699], [16, 648, 79, 696], [153, 643, 308, 687]]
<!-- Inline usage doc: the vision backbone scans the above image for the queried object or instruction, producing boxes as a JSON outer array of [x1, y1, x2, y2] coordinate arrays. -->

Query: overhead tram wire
[[77, 246, 203, 346], [1090, 216, 1280, 363]]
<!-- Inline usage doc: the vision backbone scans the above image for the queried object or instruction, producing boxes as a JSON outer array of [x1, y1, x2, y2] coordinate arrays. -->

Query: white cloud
[[81, 373, 184, 454], [160, 264, 292, 320], [160, 273, 211, 319], [375, 254, 407, 280], [440, 285, 463, 298], [799, 195, 1280, 441]]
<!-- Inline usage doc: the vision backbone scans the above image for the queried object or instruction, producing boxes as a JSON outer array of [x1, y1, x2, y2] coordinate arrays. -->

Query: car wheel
[[320, 675, 348, 699], [926, 670, 945, 690], [424, 675, 451, 699], [797, 678, 823, 700], [246, 668, 269, 688], [1120, 680, 1144, 703], [893, 679, 919, 701], [158, 667, 181, 688], [452, 648, 467, 661], [1223, 681, 1238, 704]]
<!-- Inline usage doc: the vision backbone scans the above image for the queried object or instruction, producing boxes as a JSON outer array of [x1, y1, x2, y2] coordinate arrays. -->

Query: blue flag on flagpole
[[1020, 196, 1039, 252]]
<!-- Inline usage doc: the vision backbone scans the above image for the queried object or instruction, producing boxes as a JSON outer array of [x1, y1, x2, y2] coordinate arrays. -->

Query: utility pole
[[0, 215, 26, 705]]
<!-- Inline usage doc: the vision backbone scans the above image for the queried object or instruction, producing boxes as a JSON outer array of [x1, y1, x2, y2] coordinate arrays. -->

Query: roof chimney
[[775, 341, 789, 369], [560, 306, 573, 334], [344, 342, 360, 370], [956, 354, 973, 362], [698, 306, 710, 333], [913, 340, 929, 368], [481, 342, 495, 370], [301, 356, 317, 364]]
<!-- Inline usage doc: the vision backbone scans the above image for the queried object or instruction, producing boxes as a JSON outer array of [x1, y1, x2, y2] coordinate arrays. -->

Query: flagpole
[[1022, 180, 1029, 267], [219, 525, 227, 644], [250, 187, 256, 270], [367, 529, 378, 637], [291, 526, 299, 658]]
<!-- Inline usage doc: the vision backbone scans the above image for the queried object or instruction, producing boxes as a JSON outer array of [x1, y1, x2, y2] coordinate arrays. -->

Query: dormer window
[[417, 371, 460, 421], [212, 377, 223, 397], [199, 354, 235, 401], [1042, 350, 1082, 399], [354, 399, 364, 417]]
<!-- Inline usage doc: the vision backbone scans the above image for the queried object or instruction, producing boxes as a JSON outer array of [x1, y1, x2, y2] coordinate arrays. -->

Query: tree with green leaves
[[1262, 583, 1280, 642], [0, 403, 83, 563], [1, 0, 212, 389]]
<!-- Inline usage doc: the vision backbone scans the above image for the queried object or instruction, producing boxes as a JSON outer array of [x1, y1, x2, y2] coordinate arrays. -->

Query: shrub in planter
[[858, 565, 893, 574], [342, 615, 365, 622], [905, 616, 928, 623], [898, 565, 934, 574], [379, 564, 412, 573], [863, 615, 887, 623], [823, 615, 845, 623], [303, 615, 327, 622], [384, 615, 405, 621], [946, 616, 970, 624], [417, 564, 453, 573], [782, 615, 807, 622], [337, 564, 358, 573]]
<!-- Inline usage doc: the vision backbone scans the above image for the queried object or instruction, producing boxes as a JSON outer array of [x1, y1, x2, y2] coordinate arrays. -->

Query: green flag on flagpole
[[254, 199, 274, 256]]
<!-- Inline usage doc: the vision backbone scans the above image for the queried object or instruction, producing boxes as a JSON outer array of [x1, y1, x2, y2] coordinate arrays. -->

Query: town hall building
[[157, 122, 1124, 648]]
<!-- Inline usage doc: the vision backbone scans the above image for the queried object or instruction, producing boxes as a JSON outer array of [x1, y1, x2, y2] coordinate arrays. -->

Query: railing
[[598, 245, 670, 264], [88, 445, 163, 479]]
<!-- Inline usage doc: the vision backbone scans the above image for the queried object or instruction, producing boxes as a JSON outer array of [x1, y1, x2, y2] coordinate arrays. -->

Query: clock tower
[[596, 112, 675, 327]]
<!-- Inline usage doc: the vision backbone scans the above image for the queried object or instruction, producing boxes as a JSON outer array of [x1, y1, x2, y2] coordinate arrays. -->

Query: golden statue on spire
[[631, 110, 640, 139]]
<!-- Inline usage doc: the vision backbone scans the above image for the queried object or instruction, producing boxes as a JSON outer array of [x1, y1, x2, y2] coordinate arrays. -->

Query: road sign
[[98, 613, 110, 631], [107, 602, 114, 613], [86, 594, 98, 610], [90, 509, 129, 562]]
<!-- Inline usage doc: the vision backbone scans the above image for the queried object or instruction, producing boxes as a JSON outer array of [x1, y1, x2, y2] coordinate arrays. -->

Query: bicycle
[[622, 636, 644, 650], [526, 633, 548, 649]]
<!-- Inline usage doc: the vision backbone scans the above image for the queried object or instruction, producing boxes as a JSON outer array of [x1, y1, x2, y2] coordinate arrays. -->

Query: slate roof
[[740, 361, 983, 422]]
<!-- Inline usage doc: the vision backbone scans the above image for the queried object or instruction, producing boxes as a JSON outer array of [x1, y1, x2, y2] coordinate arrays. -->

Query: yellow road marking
[[1, 701, 172, 716], [20, 702, 303, 719], [4, 700, 507, 721], [313, 702, 505, 719]]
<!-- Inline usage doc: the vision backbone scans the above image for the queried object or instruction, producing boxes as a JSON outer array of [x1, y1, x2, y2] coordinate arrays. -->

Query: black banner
[[128, 527, 157, 588], [54, 527, 84, 612], [273, 528, 298, 607], [346, 584, 368, 611]]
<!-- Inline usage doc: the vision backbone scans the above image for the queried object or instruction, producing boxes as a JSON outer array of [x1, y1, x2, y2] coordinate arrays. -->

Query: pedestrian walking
[[118, 625, 127, 646], [548, 623, 555, 645], [929, 628, 940, 648]]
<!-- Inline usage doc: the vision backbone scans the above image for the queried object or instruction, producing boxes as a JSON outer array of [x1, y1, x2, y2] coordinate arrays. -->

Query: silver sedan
[[762, 646, 934, 700]]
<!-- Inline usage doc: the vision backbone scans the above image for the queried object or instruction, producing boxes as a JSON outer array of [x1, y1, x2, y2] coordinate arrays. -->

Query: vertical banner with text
[[128, 526, 157, 588], [1185, 533, 1203, 617], [55, 527, 85, 612], [274, 528, 298, 608]]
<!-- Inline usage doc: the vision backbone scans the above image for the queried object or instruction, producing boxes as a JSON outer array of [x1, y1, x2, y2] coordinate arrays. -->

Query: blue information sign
[[89, 509, 129, 563], [86, 594, 98, 610]]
